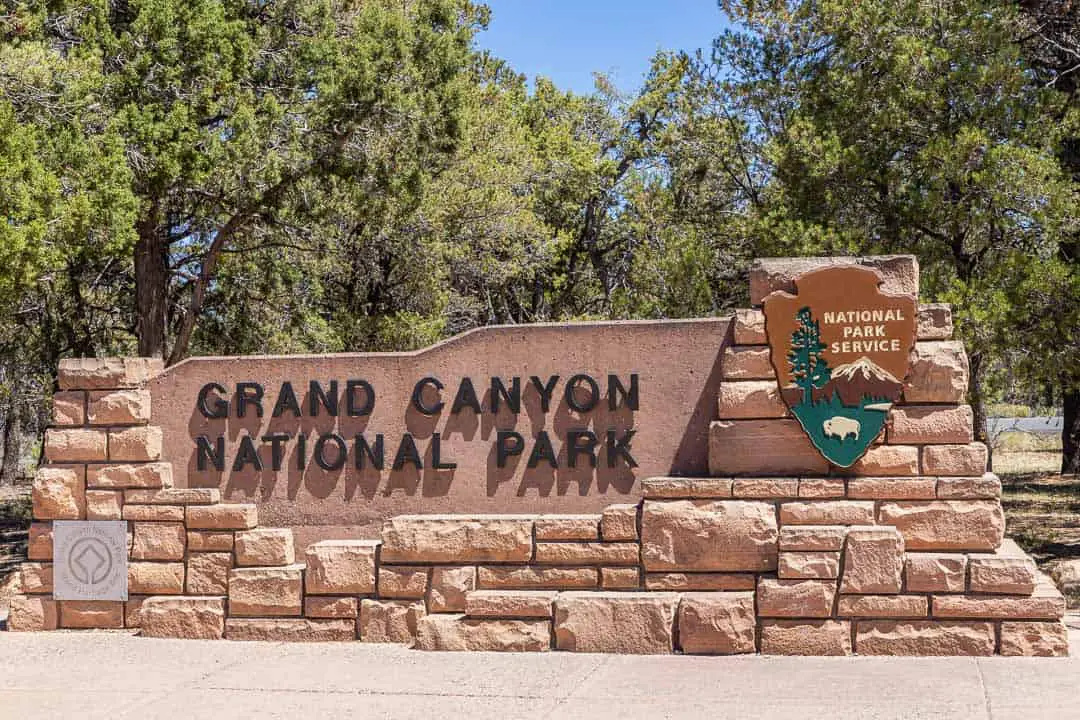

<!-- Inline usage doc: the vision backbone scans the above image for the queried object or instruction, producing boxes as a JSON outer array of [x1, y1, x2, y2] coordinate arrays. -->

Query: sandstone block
[[848, 445, 919, 476], [85, 490, 123, 520], [186, 503, 258, 530], [779, 552, 840, 580], [600, 567, 640, 588], [228, 565, 303, 616], [535, 541, 639, 566], [847, 477, 936, 500], [478, 566, 598, 590], [187, 531, 234, 552], [838, 595, 928, 618], [601, 504, 638, 541], [917, 304, 953, 340], [968, 553, 1037, 595], [999, 622, 1070, 657], [60, 600, 124, 629], [878, 500, 1003, 551], [28, 523, 53, 560], [108, 426, 162, 461], [760, 620, 852, 656], [381, 515, 533, 563], [226, 618, 355, 642], [58, 357, 163, 390], [678, 592, 756, 655], [641, 477, 732, 498], [304, 540, 378, 594], [235, 528, 295, 567], [709, 420, 829, 475], [415, 614, 550, 651], [128, 562, 185, 594], [750, 255, 918, 305], [51, 391, 85, 426], [123, 505, 184, 522], [905, 553, 968, 593], [723, 345, 775, 380], [797, 478, 846, 498], [44, 428, 107, 462], [922, 443, 988, 476], [20, 563, 53, 594], [734, 309, 766, 344], [888, 405, 973, 445], [779, 501, 874, 526], [904, 341, 968, 403], [466, 590, 556, 618], [32, 466, 85, 520], [936, 474, 1001, 499], [140, 596, 226, 639], [7, 596, 58, 631], [757, 578, 837, 618], [305, 596, 358, 619], [87, 389, 151, 425], [644, 573, 756, 591], [429, 566, 476, 612], [641, 499, 778, 572], [717, 381, 788, 419], [88, 462, 172, 489], [840, 526, 904, 594], [359, 599, 425, 643], [932, 591, 1065, 620], [554, 592, 678, 654], [732, 477, 799, 498], [125, 596, 147, 628], [534, 514, 599, 541], [186, 552, 232, 595], [779, 526, 848, 552], [131, 522, 186, 561], [378, 565, 429, 598], [125, 488, 221, 505], [855, 620, 994, 656]]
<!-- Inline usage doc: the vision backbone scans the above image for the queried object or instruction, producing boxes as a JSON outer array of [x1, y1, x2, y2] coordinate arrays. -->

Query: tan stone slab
[[878, 500, 1003, 551], [847, 477, 936, 500], [125, 596, 147, 628], [917, 304, 953, 341], [778, 526, 848, 552], [228, 564, 303, 616], [108, 426, 162, 461], [131, 522, 186, 561], [760, 620, 852, 656], [123, 505, 184, 522], [733, 309, 766, 344], [641, 499, 778, 572], [85, 489, 123, 520], [129, 562, 185, 594], [415, 614, 551, 651], [58, 357, 163, 390], [932, 591, 1065, 620], [124, 488, 221, 505], [51, 391, 85, 426], [779, 500, 875, 526], [717, 381, 788, 419], [904, 553, 967, 593], [359, 599, 425, 643], [922, 443, 988, 476], [722, 345, 775, 380], [226, 618, 355, 642], [187, 530, 234, 552], [641, 477, 732, 499], [478, 566, 598, 590], [678, 592, 756, 655], [235, 528, 295, 567], [379, 565, 429, 598], [757, 578, 837, 618], [600, 567, 640, 589], [429, 566, 476, 612], [855, 620, 994, 656], [709, 420, 830, 475], [554, 592, 678, 654], [968, 553, 1037, 595], [381, 515, 534, 564], [999, 621, 1070, 657], [32, 466, 86, 520], [644, 572, 756, 591], [534, 515, 600, 541], [535, 542, 639, 566], [186, 503, 258, 530], [59, 600, 124, 629], [601, 504, 638, 541], [87, 389, 151, 426], [838, 595, 928, 618], [888, 405, 973, 445], [466, 590, 557, 618], [88, 462, 173, 490], [840, 526, 904, 594], [20, 563, 53, 594], [779, 552, 840, 580], [732, 477, 798, 499], [936, 474, 1001, 499], [186, 552, 231, 595], [44, 428, 107, 462], [28, 523, 53, 561], [749, 255, 918, 306], [7, 596, 58, 631], [140, 596, 226, 639], [304, 596, 359, 619], [797, 478, 846, 498], [848, 445, 919, 476], [304, 540, 378, 595], [904, 341, 967, 403]]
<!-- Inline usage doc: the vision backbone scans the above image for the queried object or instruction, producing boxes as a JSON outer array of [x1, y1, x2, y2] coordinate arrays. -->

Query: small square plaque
[[53, 521, 129, 601]]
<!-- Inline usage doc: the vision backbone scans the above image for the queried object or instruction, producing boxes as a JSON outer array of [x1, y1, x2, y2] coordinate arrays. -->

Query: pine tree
[[788, 307, 831, 405]]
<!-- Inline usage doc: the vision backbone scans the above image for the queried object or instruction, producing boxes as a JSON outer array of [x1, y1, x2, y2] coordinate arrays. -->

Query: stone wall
[[4, 256, 1068, 656]]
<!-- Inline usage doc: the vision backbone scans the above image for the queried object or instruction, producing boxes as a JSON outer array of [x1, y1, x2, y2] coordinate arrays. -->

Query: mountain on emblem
[[764, 265, 917, 467]]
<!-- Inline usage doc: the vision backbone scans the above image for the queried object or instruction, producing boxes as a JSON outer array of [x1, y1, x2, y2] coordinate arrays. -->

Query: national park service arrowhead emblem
[[763, 265, 917, 467]]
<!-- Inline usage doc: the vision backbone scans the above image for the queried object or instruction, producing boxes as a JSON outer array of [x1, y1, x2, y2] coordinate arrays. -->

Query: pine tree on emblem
[[788, 307, 831, 405]]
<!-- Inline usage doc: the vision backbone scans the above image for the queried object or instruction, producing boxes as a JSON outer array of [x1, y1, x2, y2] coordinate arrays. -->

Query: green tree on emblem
[[788, 307, 831, 405]]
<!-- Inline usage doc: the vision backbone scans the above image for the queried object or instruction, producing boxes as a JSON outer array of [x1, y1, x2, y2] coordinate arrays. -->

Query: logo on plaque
[[53, 521, 128, 601], [763, 265, 917, 467]]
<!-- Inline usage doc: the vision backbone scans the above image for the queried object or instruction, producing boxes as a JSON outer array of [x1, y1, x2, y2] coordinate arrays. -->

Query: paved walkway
[[1, 629, 1080, 719]]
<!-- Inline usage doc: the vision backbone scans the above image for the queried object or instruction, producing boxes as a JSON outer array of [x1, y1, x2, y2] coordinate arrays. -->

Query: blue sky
[[477, 1, 730, 95]]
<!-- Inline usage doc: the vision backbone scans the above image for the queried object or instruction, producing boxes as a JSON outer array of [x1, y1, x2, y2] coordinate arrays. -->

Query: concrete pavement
[[2, 628, 1080, 719]]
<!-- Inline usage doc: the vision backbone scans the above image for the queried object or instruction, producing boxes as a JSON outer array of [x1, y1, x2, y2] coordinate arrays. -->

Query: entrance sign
[[53, 521, 129, 601], [763, 265, 917, 466]]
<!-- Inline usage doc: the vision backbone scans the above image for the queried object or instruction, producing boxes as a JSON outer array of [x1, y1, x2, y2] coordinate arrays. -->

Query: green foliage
[[788, 307, 830, 404]]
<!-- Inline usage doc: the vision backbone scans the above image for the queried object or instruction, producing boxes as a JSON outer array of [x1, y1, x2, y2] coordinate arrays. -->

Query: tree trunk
[[135, 202, 168, 358], [1063, 387, 1080, 475], [968, 350, 991, 467]]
